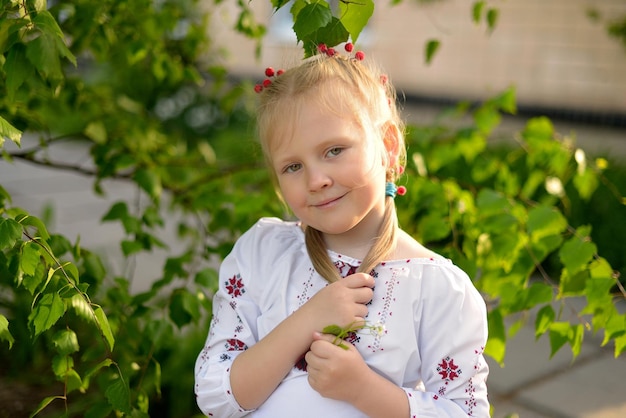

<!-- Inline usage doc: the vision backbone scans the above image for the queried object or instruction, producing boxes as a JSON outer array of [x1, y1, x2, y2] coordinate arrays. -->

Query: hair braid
[[305, 197, 397, 283]]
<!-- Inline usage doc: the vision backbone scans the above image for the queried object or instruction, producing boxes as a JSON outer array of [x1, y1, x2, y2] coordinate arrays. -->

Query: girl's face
[[269, 98, 391, 245]]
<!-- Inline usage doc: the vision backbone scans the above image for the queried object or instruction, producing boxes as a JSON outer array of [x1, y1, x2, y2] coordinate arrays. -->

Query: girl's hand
[[305, 332, 372, 403], [302, 273, 374, 331]]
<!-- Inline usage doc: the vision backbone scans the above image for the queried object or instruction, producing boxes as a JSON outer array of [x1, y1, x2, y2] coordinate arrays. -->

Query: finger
[[352, 286, 374, 304], [342, 273, 375, 289]]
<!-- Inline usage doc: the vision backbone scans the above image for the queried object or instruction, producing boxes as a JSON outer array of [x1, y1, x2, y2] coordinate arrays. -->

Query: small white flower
[[575, 148, 586, 175], [545, 176, 565, 197], [369, 323, 386, 337]]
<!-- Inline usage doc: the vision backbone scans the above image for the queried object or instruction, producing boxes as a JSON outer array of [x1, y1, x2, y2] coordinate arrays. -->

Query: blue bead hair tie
[[385, 182, 398, 198]]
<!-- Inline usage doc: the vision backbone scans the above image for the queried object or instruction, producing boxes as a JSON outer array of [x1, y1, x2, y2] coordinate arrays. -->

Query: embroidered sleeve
[[405, 266, 490, 417], [194, 251, 260, 418]]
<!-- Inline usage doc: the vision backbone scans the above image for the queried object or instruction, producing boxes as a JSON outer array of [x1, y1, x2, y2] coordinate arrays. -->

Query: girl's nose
[[307, 168, 332, 192]]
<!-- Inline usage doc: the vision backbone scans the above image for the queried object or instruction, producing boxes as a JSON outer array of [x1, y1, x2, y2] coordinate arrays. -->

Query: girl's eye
[[327, 147, 343, 157], [283, 163, 301, 173]]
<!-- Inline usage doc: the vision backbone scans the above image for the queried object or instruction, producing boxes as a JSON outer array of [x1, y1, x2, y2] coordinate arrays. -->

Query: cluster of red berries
[[254, 66, 285, 93], [254, 42, 365, 93], [318, 42, 365, 61]]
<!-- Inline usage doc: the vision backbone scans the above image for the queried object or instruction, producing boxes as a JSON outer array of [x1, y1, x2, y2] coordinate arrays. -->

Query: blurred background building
[[211, 0, 626, 124]]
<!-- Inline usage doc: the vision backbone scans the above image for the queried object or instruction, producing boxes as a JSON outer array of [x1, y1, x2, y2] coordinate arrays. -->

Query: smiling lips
[[312, 194, 345, 208]]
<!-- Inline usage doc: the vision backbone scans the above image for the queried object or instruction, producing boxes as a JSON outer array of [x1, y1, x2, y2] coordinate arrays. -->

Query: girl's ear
[[382, 121, 400, 167]]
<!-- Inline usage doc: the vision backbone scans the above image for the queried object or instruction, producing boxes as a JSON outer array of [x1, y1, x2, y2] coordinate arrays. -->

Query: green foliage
[[399, 91, 626, 364], [0, 0, 625, 416]]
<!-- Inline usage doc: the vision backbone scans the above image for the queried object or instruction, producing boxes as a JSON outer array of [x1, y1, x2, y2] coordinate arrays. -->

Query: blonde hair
[[256, 53, 407, 283]]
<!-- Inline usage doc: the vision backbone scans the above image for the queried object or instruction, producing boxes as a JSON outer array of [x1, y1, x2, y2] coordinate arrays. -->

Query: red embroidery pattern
[[225, 274, 245, 297], [225, 338, 247, 351], [334, 259, 358, 277], [437, 357, 462, 381]]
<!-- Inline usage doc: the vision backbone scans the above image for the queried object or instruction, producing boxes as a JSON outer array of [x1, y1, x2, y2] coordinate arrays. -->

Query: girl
[[195, 44, 489, 417]]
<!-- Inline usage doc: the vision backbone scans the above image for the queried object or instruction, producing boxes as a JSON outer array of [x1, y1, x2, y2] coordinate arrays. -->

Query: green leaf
[[485, 308, 506, 365], [570, 324, 584, 359], [121, 240, 144, 256], [322, 324, 344, 336], [29, 292, 66, 337], [169, 288, 199, 328], [53, 329, 80, 356], [418, 213, 451, 242], [548, 322, 570, 358], [573, 168, 599, 200], [522, 117, 554, 143], [272, 0, 291, 10], [424, 39, 440, 64], [5, 43, 33, 101], [490, 86, 517, 114], [194, 268, 218, 288], [16, 213, 51, 240], [94, 306, 115, 352], [0, 115, 22, 148], [133, 168, 162, 200], [0, 314, 15, 349], [105, 378, 131, 414], [476, 188, 509, 215], [293, 2, 332, 42], [0, 218, 23, 248], [338, 0, 374, 43], [32, 10, 76, 66], [559, 231, 597, 274], [473, 104, 501, 134], [486, 8, 499, 32], [30, 396, 65, 418], [527, 205, 567, 241], [102, 202, 129, 221], [472, 1, 485, 24], [615, 334, 626, 358], [534, 305, 555, 339], [20, 241, 41, 276]]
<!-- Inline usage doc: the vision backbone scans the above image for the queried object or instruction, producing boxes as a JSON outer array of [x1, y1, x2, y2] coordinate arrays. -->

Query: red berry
[[265, 67, 275, 77], [254, 84, 263, 93], [397, 165, 405, 175], [380, 74, 389, 85], [276, 69, 284, 76], [318, 43, 328, 53], [262, 79, 272, 87], [327, 47, 336, 56], [345, 42, 354, 52], [355, 51, 365, 61], [397, 186, 407, 196]]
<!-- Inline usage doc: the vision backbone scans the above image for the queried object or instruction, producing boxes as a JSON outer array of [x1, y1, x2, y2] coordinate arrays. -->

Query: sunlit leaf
[[29, 292, 66, 337], [53, 329, 80, 356], [527, 205, 567, 241], [535, 305, 555, 339], [548, 322, 571, 357], [339, 0, 374, 43], [485, 308, 506, 365], [94, 306, 115, 352], [0, 315, 15, 349], [559, 231, 597, 274]]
